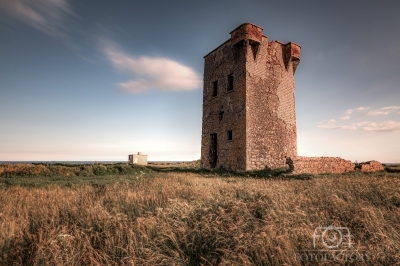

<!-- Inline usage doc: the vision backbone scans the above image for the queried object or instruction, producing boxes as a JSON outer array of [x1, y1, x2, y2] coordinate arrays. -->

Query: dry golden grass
[[0, 166, 399, 265]]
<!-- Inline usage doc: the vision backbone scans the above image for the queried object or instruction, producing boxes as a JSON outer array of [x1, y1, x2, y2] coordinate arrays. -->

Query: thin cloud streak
[[340, 106, 369, 120], [103, 44, 202, 93], [0, 0, 74, 39], [319, 106, 400, 132], [318, 121, 357, 130], [356, 121, 400, 132], [366, 106, 400, 116], [318, 120, 400, 132]]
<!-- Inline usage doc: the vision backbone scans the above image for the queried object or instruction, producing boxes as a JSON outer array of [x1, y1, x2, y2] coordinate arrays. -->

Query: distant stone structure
[[201, 23, 300, 171], [357, 160, 385, 172], [286, 157, 385, 174], [200, 23, 384, 174], [128, 152, 148, 165], [286, 157, 355, 174]]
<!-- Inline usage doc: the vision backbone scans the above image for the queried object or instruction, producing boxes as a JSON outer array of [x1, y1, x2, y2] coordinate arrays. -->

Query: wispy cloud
[[356, 121, 400, 132], [340, 107, 369, 120], [102, 44, 202, 93], [319, 106, 400, 132], [366, 106, 400, 116], [318, 120, 357, 130], [0, 0, 74, 39]]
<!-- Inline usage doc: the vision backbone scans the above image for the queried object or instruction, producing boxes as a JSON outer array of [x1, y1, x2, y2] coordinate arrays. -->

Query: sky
[[0, 0, 399, 163]]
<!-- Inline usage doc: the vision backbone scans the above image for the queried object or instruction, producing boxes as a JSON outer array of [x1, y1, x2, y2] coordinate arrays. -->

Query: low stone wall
[[286, 156, 355, 174], [286, 157, 385, 174], [357, 160, 385, 172]]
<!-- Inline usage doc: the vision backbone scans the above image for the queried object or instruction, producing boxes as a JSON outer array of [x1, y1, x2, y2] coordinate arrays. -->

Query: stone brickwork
[[357, 161, 385, 172], [200, 23, 384, 174], [286, 157, 355, 174], [201, 23, 300, 171]]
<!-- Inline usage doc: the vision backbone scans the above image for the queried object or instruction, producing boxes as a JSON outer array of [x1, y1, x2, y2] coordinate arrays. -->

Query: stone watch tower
[[201, 23, 301, 171]]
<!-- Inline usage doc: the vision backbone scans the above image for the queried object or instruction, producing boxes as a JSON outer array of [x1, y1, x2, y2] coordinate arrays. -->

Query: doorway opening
[[209, 133, 218, 168]]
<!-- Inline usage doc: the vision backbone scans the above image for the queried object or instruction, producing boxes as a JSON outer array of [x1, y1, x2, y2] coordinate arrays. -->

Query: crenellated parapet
[[230, 23, 263, 46], [284, 42, 301, 73]]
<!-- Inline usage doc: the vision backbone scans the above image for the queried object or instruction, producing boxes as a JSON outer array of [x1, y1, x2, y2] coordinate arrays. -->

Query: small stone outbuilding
[[128, 152, 147, 165]]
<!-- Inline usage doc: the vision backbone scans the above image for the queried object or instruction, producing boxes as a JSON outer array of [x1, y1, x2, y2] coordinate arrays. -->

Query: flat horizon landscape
[[1, 160, 399, 165], [1, 1, 399, 265]]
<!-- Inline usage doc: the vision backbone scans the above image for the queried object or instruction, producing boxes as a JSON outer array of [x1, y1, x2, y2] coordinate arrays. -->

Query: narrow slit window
[[218, 111, 224, 121], [212, 80, 218, 97], [227, 130, 233, 140], [228, 74, 233, 91]]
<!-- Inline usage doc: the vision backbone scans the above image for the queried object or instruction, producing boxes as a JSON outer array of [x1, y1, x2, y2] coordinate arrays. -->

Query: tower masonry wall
[[201, 23, 300, 171], [246, 39, 298, 170], [201, 39, 248, 171]]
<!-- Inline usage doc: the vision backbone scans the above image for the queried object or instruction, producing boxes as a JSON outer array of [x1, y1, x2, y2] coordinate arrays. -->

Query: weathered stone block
[[358, 160, 385, 172]]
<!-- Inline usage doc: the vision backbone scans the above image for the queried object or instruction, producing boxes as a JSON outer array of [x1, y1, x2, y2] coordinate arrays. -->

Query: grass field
[[0, 163, 399, 265]]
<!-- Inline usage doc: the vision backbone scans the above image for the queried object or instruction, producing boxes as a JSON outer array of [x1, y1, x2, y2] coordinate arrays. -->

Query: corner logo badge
[[313, 225, 352, 250]]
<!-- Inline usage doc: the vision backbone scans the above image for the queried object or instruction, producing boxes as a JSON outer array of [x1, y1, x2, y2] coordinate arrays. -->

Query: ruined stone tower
[[201, 23, 301, 171]]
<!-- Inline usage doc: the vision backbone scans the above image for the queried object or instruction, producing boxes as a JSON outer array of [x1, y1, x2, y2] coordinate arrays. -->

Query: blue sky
[[0, 0, 399, 163]]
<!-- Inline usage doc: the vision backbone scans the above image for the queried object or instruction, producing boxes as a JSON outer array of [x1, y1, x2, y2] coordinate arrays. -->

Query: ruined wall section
[[201, 40, 247, 171], [286, 157, 385, 174], [286, 156, 355, 174], [358, 161, 385, 172], [246, 40, 298, 170]]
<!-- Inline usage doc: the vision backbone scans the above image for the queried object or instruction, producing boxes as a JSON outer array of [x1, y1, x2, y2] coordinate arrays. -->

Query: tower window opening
[[219, 111, 224, 121], [212, 80, 218, 97], [228, 74, 234, 91], [227, 130, 233, 140]]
